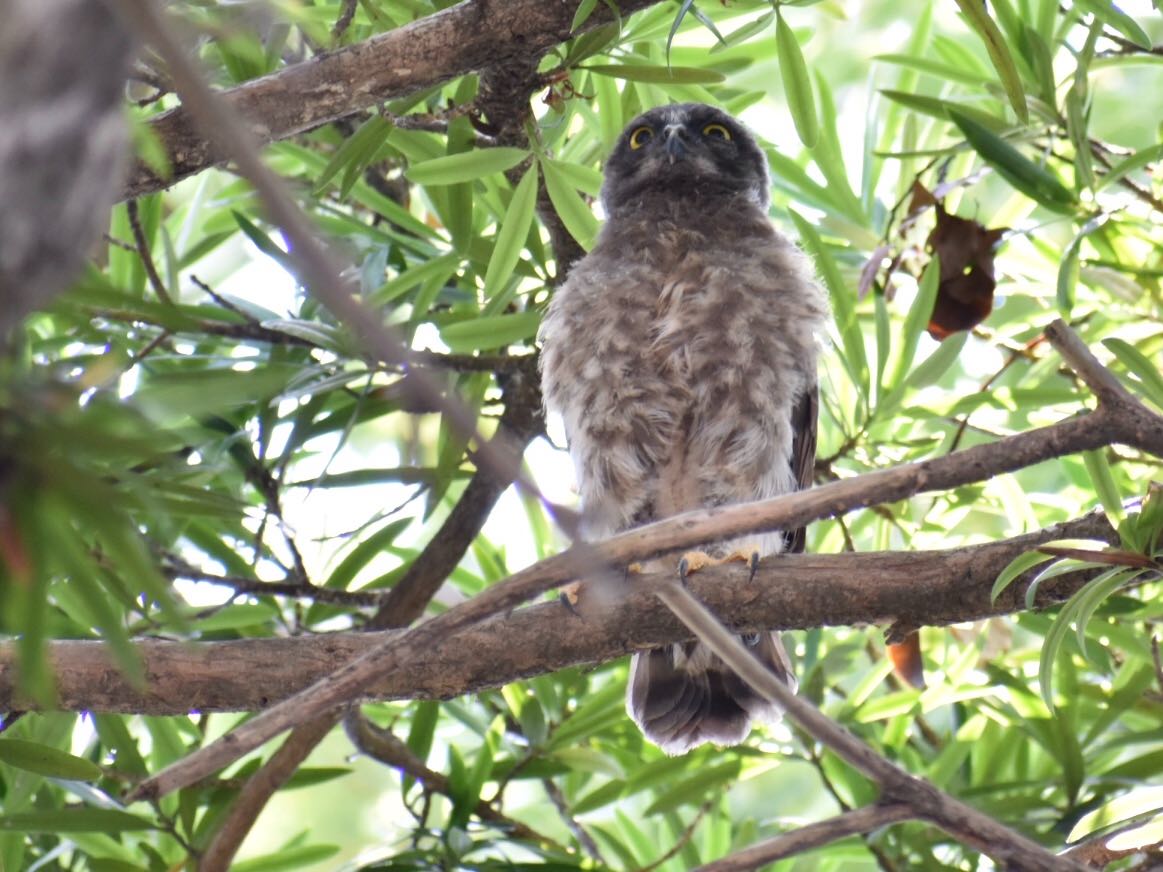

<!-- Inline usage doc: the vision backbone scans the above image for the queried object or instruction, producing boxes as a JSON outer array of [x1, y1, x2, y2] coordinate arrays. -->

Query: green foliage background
[[1, 0, 1162, 869]]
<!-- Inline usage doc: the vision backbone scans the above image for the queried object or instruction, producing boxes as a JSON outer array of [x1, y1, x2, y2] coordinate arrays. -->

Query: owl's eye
[[702, 123, 732, 141], [628, 126, 654, 150]]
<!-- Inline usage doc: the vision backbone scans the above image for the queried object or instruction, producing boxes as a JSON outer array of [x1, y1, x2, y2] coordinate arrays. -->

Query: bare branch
[[0, 513, 1117, 715], [694, 803, 915, 871], [121, 0, 663, 199]]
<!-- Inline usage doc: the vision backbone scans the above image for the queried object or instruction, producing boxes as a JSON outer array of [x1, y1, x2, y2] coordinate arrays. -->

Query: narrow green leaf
[[1057, 241, 1080, 314], [370, 252, 460, 307], [990, 553, 1056, 599], [1039, 598, 1081, 709], [645, 760, 741, 815], [313, 115, 392, 197], [404, 147, 528, 185], [230, 845, 341, 872], [1076, 0, 1152, 49], [874, 53, 990, 86], [775, 12, 819, 148], [1103, 338, 1163, 409], [890, 255, 941, 390], [439, 310, 542, 352], [1072, 568, 1140, 661], [949, 110, 1077, 213], [0, 808, 155, 833], [904, 331, 968, 391], [1082, 449, 1125, 523], [541, 159, 598, 251], [571, 0, 599, 32], [483, 166, 538, 303], [952, 0, 1029, 122], [711, 11, 774, 54], [580, 64, 726, 84], [789, 210, 868, 398], [1097, 143, 1163, 191], [0, 740, 103, 781]]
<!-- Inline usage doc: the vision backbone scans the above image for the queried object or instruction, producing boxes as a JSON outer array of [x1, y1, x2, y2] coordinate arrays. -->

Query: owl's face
[[600, 103, 771, 216]]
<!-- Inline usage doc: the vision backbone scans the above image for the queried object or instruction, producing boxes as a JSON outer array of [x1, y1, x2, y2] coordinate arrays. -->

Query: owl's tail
[[627, 632, 795, 755]]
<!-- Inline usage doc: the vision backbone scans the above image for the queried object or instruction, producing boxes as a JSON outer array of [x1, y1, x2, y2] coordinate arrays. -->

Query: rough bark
[[0, 513, 1115, 715], [121, 0, 663, 199]]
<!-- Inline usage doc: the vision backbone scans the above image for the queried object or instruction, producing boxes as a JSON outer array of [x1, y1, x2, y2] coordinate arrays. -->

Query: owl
[[539, 103, 829, 754]]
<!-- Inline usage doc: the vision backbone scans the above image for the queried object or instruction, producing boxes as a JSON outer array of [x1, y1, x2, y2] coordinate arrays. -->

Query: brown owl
[[539, 103, 829, 754]]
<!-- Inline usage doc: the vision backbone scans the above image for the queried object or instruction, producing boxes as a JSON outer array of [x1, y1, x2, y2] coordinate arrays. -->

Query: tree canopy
[[1, 0, 1162, 870]]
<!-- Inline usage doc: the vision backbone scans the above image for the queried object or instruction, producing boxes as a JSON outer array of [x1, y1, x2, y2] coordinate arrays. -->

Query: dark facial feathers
[[600, 103, 772, 216]]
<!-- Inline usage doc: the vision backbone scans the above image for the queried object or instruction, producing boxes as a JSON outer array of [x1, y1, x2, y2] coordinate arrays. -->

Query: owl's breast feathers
[[540, 198, 829, 540]]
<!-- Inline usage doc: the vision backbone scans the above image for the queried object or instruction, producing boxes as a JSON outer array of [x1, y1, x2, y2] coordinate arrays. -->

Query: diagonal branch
[[121, 0, 663, 199], [656, 581, 1084, 871]]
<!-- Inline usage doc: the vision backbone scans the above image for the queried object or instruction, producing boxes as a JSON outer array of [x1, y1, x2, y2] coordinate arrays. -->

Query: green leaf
[[775, 12, 819, 148], [230, 845, 341, 872], [1076, 0, 1152, 49], [579, 64, 726, 84], [313, 115, 393, 198], [439, 310, 541, 352], [952, 0, 1029, 122], [1082, 449, 1125, 523], [948, 110, 1077, 213], [644, 760, 741, 815], [991, 550, 1055, 601], [0, 808, 155, 833], [571, 0, 599, 32], [0, 739, 103, 781], [890, 255, 941, 390], [789, 210, 868, 398], [541, 158, 598, 251], [1103, 338, 1163, 410], [1097, 143, 1163, 191], [404, 147, 529, 185], [482, 166, 539, 303]]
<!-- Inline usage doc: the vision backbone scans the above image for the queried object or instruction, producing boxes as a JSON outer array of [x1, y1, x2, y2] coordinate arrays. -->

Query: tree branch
[[121, 0, 662, 199], [0, 513, 1118, 715]]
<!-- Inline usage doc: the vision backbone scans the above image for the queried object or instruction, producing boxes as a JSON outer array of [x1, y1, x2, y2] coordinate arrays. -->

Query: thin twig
[[542, 778, 605, 864], [126, 199, 173, 304]]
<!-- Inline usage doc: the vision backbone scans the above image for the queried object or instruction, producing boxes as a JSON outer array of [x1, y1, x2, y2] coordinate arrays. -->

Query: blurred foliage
[[1, 0, 1162, 869]]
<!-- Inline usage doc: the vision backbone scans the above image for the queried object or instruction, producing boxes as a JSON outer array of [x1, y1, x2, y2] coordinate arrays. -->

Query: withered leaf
[[926, 204, 1007, 339]]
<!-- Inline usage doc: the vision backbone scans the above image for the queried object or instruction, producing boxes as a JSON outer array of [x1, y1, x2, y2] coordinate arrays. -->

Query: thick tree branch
[[121, 0, 662, 199], [0, 514, 1117, 715], [694, 803, 916, 871]]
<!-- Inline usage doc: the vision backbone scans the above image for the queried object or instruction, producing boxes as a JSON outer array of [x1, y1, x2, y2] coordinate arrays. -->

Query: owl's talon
[[678, 557, 691, 587], [559, 581, 582, 616], [748, 551, 760, 583]]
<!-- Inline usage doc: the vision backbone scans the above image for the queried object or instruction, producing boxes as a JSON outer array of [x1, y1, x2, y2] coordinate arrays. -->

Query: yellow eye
[[702, 123, 732, 141], [629, 126, 654, 149]]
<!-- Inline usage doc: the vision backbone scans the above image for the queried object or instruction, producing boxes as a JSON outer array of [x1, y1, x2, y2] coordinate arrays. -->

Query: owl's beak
[[664, 127, 686, 162]]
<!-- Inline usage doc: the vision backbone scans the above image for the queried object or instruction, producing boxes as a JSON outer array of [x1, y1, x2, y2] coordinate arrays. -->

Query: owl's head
[[600, 103, 771, 216]]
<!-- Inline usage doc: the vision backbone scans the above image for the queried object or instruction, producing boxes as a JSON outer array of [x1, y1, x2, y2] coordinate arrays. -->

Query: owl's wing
[[782, 380, 818, 555]]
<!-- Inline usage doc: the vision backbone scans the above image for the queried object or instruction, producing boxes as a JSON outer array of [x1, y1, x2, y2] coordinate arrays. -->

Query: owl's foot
[[677, 546, 761, 584], [559, 581, 582, 616]]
